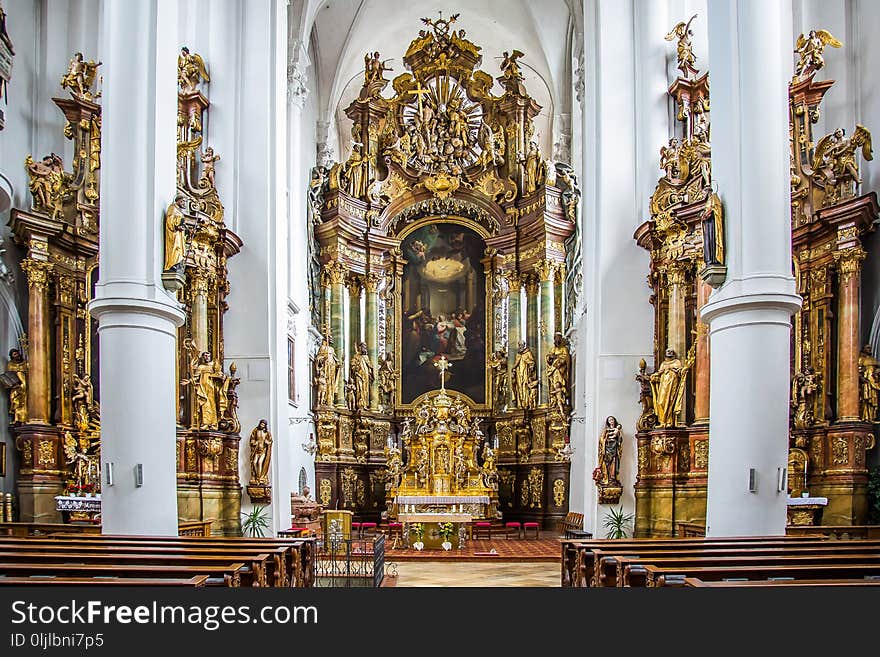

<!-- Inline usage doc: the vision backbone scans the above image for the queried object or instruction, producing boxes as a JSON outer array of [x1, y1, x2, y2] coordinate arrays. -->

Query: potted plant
[[602, 506, 634, 539], [241, 505, 271, 538], [410, 522, 425, 550], [438, 522, 455, 550]]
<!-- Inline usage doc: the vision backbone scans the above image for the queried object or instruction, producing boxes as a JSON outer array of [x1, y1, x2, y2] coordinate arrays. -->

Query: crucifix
[[434, 355, 451, 392], [408, 81, 431, 121]]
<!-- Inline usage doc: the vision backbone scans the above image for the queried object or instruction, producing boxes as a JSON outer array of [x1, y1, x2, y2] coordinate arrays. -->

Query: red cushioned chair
[[351, 521, 362, 538], [360, 521, 378, 536], [473, 521, 492, 540], [523, 521, 541, 539], [387, 522, 403, 542], [504, 521, 522, 539]]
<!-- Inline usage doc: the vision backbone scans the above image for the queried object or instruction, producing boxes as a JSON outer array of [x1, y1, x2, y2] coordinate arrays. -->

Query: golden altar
[[387, 359, 499, 520]]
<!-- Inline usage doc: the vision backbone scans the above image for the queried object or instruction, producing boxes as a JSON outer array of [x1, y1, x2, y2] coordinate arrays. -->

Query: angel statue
[[812, 125, 873, 202], [500, 50, 525, 79], [60, 52, 102, 101], [178, 46, 210, 93], [793, 29, 842, 81], [665, 15, 698, 79]]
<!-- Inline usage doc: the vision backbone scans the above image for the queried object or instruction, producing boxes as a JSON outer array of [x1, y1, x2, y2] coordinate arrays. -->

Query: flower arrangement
[[438, 521, 455, 551], [410, 522, 425, 550]]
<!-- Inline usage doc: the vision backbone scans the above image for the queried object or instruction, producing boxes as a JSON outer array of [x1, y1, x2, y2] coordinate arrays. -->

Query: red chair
[[504, 521, 522, 539], [360, 522, 378, 536], [473, 521, 492, 540], [523, 522, 541, 539], [387, 522, 403, 542], [351, 521, 362, 538]]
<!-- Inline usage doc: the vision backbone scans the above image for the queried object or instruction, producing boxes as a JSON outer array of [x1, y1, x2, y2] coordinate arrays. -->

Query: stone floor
[[387, 560, 560, 587]]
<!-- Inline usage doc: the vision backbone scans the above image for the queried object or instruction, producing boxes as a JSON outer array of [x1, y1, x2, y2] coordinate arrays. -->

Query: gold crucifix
[[408, 81, 431, 121], [434, 355, 451, 392]]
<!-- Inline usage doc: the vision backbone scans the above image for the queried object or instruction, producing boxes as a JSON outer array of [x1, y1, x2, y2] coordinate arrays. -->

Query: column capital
[[504, 270, 521, 292], [535, 259, 558, 283], [833, 246, 867, 279], [665, 260, 691, 286], [20, 259, 53, 293], [363, 272, 382, 294], [324, 261, 347, 285], [346, 274, 363, 295], [523, 273, 539, 295]]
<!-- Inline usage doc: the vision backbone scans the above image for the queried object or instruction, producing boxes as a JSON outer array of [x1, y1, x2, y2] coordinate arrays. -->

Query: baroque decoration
[[788, 29, 877, 525], [5, 52, 104, 522], [308, 14, 578, 528], [168, 47, 244, 535], [632, 17, 715, 537]]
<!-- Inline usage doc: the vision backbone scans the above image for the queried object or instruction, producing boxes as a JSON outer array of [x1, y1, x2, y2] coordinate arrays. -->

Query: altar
[[386, 362, 500, 522], [398, 512, 472, 549]]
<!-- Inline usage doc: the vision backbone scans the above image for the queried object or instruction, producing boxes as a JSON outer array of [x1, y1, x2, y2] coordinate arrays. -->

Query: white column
[[89, 0, 185, 536], [702, 0, 802, 536]]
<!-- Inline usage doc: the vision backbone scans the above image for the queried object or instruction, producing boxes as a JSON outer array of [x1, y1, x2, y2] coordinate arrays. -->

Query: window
[[287, 336, 296, 404]]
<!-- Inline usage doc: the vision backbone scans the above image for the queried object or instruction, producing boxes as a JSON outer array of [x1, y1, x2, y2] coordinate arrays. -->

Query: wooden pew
[[684, 576, 880, 587], [0, 575, 209, 586], [0, 550, 271, 587], [0, 562, 247, 586], [595, 542, 880, 587], [647, 563, 880, 587], [618, 553, 880, 587], [0, 539, 289, 587], [0, 522, 100, 537]]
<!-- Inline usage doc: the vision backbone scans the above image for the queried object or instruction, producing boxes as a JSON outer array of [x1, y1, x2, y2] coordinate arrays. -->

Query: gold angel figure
[[178, 46, 210, 93], [500, 50, 525, 79], [812, 125, 873, 200], [665, 15, 698, 78], [60, 52, 102, 100], [794, 29, 842, 81]]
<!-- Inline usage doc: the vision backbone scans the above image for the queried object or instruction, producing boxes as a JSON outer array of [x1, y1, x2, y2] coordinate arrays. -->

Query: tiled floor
[[388, 560, 560, 587]]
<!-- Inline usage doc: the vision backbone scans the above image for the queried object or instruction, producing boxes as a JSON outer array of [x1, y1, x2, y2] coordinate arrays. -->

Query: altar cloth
[[395, 495, 489, 505]]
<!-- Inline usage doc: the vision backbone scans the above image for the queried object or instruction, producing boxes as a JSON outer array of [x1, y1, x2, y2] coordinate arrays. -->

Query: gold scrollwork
[[552, 478, 565, 508]]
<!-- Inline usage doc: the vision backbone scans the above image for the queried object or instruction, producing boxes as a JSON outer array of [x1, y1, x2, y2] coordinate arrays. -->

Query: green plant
[[438, 522, 455, 541], [241, 505, 271, 538], [602, 506, 634, 539], [868, 466, 880, 525]]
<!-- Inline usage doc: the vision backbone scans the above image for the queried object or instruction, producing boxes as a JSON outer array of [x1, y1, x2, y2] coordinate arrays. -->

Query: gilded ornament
[[319, 478, 332, 506], [694, 440, 709, 470], [37, 440, 54, 469], [553, 479, 566, 508], [831, 436, 848, 465]]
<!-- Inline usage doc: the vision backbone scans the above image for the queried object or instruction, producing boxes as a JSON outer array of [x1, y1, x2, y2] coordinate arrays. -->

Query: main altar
[[308, 13, 579, 529]]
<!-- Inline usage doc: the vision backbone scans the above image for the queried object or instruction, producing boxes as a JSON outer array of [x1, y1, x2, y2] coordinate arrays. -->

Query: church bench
[[646, 563, 880, 587], [0, 539, 290, 587], [683, 576, 880, 587], [44, 535, 316, 587], [0, 575, 210, 586], [0, 550, 272, 587], [0, 522, 100, 537], [595, 543, 880, 587], [0, 562, 248, 587]]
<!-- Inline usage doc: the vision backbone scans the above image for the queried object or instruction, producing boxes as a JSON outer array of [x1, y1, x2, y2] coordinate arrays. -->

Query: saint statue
[[2, 347, 27, 425], [792, 366, 821, 429], [184, 347, 227, 430], [71, 370, 98, 429], [385, 443, 403, 489], [377, 353, 395, 409], [649, 347, 694, 427], [314, 334, 339, 407], [635, 358, 657, 432], [488, 349, 509, 411], [164, 196, 187, 272], [858, 345, 880, 423], [511, 341, 538, 409], [597, 416, 623, 487], [343, 143, 368, 198], [546, 332, 571, 416], [350, 341, 373, 410], [249, 419, 272, 485], [524, 140, 541, 194]]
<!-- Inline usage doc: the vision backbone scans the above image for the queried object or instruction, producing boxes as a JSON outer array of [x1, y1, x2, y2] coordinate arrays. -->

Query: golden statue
[[24, 153, 68, 217], [249, 419, 272, 485], [178, 46, 210, 93], [635, 358, 657, 432], [350, 341, 374, 410], [343, 143, 368, 198], [665, 15, 698, 79], [314, 333, 339, 407], [812, 125, 873, 200], [377, 353, 395, 409], [793, 29, 842, 81], [183, 344, 227, 430], [649, 346, 695, 427], [385, 443, 403, 489], [858, 345, 880, 423], [511, 341, 538, 409], [364, 51, 391, 84], [597, 416, 623, 488], [163, 196, 187, 272], [60, 52, 102, 100], [524, 140, 541, 194], [792, 365, 821, 429], [546, 332, 571, 416], [2, 346, 27, 425], [480, 440, 498, 489], [198, 147, 221, 190], [488, 349, 508, 410], [701, 191, 724, 266], [62, 430, 99, 494], [500, 50, 524, 79], [71, 370, 98, 429]]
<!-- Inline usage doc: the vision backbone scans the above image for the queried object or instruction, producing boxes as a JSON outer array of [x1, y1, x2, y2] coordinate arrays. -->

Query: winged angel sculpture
[[178, 46, 210, 93], [665, 15, 698, 78], [812, 125, 873, 201], [793, 29, 842, 81]]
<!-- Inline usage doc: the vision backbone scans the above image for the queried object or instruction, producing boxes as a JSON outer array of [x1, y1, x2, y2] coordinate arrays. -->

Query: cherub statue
[[793, 29, 842, 82], [665, 15, 698, 79], [178, 46, 210, 93], [198, 147, 221, 190], [60, 52, 102, 100], [500, 50, 525, 79]]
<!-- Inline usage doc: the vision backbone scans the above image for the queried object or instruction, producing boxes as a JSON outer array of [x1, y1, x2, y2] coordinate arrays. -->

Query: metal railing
[[314, 533, 385, 588]]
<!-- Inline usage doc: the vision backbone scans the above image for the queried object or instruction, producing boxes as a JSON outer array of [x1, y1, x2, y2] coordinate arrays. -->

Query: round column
[[88, 0, 185, 536], [702, 0, 801, 537], [833, 247, 865, 422], [693, 277, 712, 424], [20, 259, 52, 424], [505, 271, 522, 391], [327, 262, 346, 405], [537, 260, 556, 406], [364, 273, 380, 410]]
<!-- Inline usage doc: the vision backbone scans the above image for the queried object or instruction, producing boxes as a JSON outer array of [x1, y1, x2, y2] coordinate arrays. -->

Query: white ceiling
[[309, 0, 575, 159]]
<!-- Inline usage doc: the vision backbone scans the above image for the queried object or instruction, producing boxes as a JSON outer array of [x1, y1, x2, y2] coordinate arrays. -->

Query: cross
[[434, 355, 451, 391], [408, 81, 431, 120]]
